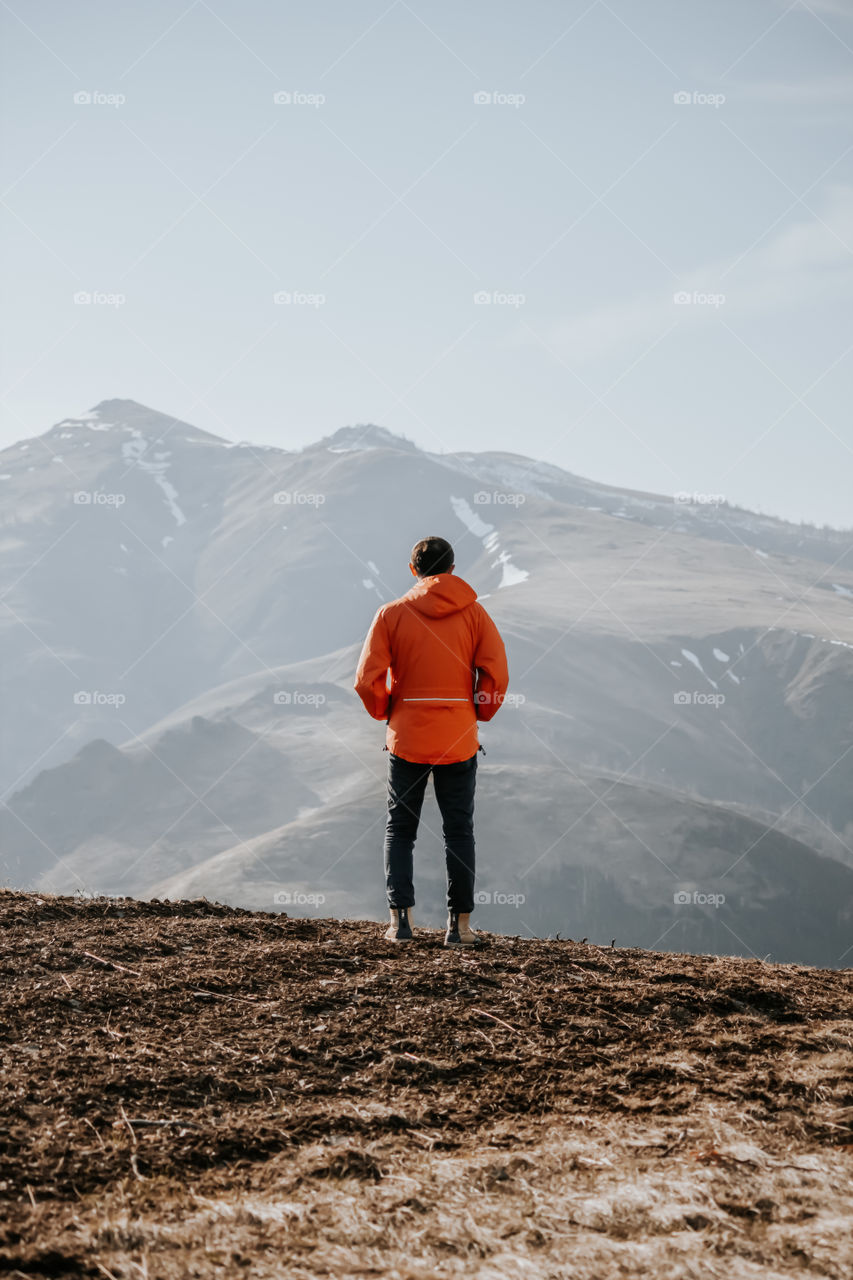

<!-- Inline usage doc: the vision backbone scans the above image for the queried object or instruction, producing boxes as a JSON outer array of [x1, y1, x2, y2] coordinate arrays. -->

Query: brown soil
[[1, 889, 851, 1278]]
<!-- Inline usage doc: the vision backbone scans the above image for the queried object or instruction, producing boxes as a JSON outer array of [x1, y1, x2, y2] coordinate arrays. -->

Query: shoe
[[444, 911, 479, 946], [384, 906, 414, 942]]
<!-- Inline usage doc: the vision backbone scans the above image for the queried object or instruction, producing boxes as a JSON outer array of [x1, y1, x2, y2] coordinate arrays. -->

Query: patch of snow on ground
[[450, 496, 494, 538], [121, 431, 187, 527], [162, 536, 173, 548], [831, 583, 853, 599], [59, 432, 73, 439], [681, 648, 718, 689], [713, 648, 730, 662], [367, 560, 380, 575], [726, 670, 741, 684], [754, 549, 769, 558], [0, 474, 10, 480], [492, 551, 530, 589], [450, 496, 529, 590], [670, 660, 682, 666]]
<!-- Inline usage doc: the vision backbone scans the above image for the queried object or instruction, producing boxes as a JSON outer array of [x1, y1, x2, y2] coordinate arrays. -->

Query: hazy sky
[[2, 0, 852, 526]]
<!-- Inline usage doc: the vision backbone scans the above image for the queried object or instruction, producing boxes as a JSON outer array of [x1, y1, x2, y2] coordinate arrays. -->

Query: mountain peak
[[318, 423, 419, 454]]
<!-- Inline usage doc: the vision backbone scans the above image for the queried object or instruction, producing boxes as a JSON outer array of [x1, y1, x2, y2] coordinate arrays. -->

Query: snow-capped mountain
[[1, 399, 852, 963]]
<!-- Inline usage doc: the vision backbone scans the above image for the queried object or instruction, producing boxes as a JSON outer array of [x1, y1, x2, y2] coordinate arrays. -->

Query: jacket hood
[[402, 573, 478, 618]]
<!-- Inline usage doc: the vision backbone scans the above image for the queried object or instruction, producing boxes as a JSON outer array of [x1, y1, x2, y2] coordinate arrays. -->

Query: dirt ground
[[1, 889, 851, 1278]]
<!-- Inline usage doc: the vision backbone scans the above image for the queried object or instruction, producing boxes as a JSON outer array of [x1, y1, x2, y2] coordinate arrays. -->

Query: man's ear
[[409, 561, 418, 577]]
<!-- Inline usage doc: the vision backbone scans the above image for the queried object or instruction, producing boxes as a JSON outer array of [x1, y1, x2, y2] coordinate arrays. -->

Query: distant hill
[[1, 399, 852, 964]]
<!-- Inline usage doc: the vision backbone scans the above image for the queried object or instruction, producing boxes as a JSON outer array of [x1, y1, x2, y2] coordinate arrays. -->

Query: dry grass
[[1, 889, 851, 1278]]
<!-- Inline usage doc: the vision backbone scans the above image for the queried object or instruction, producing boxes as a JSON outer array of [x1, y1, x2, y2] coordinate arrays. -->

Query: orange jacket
[[354, 573, 509, 764]]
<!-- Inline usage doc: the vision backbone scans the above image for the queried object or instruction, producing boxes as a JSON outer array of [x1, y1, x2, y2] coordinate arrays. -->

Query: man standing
[[354, 537, 509, 947]]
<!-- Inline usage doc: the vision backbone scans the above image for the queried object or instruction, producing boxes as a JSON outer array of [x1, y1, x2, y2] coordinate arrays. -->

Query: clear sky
[[1, 0, 851, 526]]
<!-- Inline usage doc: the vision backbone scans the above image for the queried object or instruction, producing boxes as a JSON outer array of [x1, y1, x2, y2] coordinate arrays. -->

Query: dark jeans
[[384, 751, 478, 914]]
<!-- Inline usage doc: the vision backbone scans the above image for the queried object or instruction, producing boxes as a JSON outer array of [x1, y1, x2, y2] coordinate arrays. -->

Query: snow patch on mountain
[[450, 496, 530, 590], [681, 648, 718, 689], [450, 496, 493, 539], [121, 431, 187, 527]]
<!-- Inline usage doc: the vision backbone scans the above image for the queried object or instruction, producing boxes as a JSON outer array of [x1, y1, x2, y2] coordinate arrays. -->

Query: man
[[354, 536, 509, 947]]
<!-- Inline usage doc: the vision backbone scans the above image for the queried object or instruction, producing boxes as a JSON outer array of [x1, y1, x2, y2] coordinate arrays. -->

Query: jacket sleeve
[[473, 606, 509, 721], [354, 608, 393, 720]]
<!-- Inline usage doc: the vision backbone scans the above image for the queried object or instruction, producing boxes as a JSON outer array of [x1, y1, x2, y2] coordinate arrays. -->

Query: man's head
[[409, 536, 455, 579]]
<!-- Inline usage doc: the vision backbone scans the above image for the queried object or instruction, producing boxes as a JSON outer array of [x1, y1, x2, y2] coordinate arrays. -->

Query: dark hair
[[411, 536, 454, 577]]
